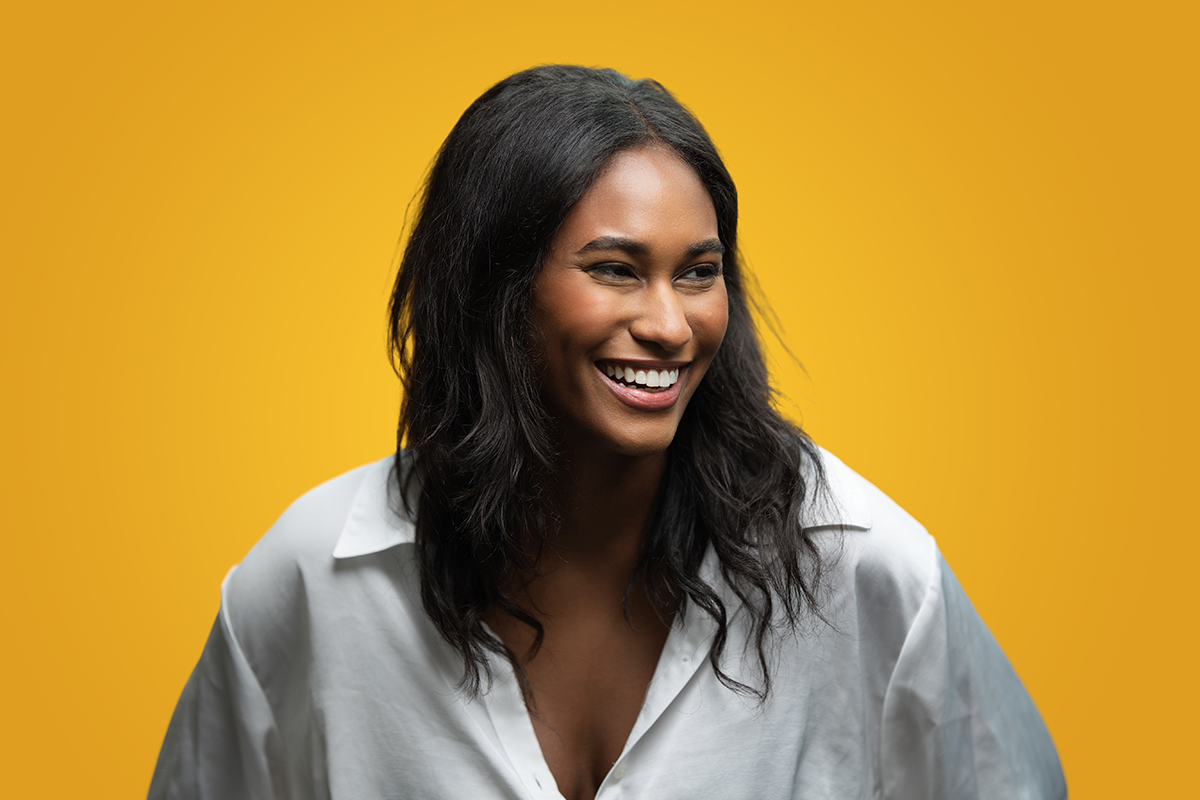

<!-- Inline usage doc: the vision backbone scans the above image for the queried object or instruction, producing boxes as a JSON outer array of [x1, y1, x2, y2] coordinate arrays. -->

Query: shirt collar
[[332, 446, 871, 560], [802, 447, 874, 531], [331, 454, 417, 559]]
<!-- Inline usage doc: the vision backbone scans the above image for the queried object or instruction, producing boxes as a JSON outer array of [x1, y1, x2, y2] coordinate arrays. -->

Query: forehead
[[550, 146, 719, 253]]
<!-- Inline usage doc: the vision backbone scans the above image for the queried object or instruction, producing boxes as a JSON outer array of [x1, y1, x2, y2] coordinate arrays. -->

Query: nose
[[629, 282, 692, 352]]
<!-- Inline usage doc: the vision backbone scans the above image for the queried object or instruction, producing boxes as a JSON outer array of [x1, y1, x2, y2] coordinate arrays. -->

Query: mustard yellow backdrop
[[2, 1, 1195, 796]]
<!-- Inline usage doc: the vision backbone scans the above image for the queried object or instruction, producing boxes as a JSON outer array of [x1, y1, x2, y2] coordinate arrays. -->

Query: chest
[[487, 590, 672, 800], [294, 554, 883, 800], [307, 604, 877, 800]]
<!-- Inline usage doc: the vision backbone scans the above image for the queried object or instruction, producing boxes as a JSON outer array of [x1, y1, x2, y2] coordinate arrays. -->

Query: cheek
[[692, 287, 730, 355], [532, 296, 618, 381], [544, 299, 624, 356]]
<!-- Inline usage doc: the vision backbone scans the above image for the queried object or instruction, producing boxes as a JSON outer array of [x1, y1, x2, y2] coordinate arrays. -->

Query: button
[[612, 763, 627, 779]]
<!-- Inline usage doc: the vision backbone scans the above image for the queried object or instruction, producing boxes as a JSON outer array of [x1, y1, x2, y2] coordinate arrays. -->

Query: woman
[[150, 66, 1065, 799]]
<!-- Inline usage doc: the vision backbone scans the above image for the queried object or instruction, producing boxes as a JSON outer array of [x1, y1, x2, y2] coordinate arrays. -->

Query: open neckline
[[478, 546, 730, 799], [488, 611, 717, 799]]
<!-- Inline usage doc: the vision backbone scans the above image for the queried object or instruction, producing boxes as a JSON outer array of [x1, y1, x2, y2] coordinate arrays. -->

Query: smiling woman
[[532, 146, 728, 455], [149, 66, 1066, 800]]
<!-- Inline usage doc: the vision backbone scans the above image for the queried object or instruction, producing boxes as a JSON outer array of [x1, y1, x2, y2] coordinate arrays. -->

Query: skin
[[486, 145, 729, 800]]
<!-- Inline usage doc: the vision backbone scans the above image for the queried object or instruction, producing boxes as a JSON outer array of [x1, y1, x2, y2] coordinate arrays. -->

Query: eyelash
[[589, 262, 638, 279], [587, 263, 723, 282], [681, 265, 721, 281]]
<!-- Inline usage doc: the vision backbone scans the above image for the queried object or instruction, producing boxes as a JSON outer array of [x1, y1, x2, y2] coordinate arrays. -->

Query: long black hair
[[388, 65, 824, 700]]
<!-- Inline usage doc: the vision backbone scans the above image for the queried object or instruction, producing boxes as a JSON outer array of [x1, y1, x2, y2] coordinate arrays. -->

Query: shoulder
[[230, 457, 388, 581], [810, 448, 940, 628], [220, 454, 410, 648], [803, 451, 1066, 796], [810, 451, 1065, 795]]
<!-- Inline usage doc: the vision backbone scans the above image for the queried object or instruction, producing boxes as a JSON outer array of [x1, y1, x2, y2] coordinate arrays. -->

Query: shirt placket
[[595, 547, 732, 799], [480, 546, 735, 800], [593, 609, 717, 799], [482, 656, 565, 800]]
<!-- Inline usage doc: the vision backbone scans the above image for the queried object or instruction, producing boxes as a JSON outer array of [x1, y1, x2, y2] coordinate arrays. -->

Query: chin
[[611, 441, 672, 458], [601, 424, 681, 458]]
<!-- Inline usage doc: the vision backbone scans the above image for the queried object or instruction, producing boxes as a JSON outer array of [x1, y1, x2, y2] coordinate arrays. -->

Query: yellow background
[[2, 1, 1196, 796]]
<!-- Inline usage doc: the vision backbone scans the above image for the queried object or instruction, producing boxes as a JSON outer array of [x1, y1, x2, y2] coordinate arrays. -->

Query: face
[[531, 145, 729, 459]]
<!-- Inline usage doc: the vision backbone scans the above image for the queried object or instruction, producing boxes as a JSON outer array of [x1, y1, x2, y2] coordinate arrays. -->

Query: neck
[[538, 445, 666, 578]]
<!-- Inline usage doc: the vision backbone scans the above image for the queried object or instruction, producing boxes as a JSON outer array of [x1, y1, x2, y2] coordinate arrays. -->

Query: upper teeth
[[603, 364, 680, 389]]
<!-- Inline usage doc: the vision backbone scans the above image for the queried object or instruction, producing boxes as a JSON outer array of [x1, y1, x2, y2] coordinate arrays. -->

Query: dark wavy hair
[[388, 65, 824, 700]]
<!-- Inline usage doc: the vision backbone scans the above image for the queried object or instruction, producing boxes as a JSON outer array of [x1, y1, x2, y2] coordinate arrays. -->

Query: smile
[[600, 363, 681, 393], [596, 360, 689, 412]]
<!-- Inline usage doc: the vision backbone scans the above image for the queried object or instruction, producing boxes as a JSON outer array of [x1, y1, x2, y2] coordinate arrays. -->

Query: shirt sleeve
[[879, 550, 1067, 800], [148, 586, 285, 800]]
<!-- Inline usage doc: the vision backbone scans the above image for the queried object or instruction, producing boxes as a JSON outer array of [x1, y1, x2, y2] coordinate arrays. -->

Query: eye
[[587, 262, 639, 282], [678, 263, 722, 285]]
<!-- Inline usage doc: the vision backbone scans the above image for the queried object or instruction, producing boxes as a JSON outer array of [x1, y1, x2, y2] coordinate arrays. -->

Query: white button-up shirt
[[149, 450, 1065, 799]]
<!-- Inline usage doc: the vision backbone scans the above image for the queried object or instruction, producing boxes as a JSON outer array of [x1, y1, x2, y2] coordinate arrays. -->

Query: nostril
[[631, 298, 693, 349]]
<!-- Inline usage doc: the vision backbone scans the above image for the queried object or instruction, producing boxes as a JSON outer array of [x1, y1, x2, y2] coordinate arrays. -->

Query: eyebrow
[[576, 236, 725, 258]]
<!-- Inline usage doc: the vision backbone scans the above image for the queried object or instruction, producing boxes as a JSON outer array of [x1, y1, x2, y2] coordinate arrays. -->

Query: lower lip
[[600, 366, 686, 411]]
